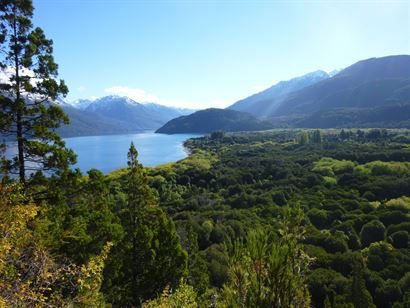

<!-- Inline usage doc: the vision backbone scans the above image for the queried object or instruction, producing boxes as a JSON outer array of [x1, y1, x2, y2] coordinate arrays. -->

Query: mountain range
[[227, 70, 331, 117], [156, 55, 410, 134], [4, 55, 408, 138], [56, 96, 196, 137]]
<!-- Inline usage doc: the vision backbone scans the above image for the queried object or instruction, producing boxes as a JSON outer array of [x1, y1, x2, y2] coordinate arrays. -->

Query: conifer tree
[[102, 143, 188, 305], [0, 0, 74, 185]]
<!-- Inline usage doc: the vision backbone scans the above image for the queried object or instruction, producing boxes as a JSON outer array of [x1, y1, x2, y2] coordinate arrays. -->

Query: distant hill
[[156, 55, 410, 134], [272, 55, 410, 117], [156, 108, 271, 134], [228, 70, 330, 117], [57, 96, 196, 137]]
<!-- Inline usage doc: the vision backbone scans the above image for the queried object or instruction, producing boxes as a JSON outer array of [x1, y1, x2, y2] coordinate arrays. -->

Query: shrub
[[360, 220, 386, 248]]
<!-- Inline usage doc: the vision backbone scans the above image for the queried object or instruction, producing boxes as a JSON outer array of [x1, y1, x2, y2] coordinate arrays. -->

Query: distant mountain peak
[[328, 68, 343, 77], [228, 70, 330, 117]]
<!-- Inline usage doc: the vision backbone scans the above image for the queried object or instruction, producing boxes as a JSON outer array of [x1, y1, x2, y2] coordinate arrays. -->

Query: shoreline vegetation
[[3, 122, 410, 306], [1, 0, 409, 306]]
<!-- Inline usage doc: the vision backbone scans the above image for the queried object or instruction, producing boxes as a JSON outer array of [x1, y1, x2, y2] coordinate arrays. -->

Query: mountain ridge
[[228, 70, 331, 117], [57, 96, 196, 137], [156, 108, 271, 134], [156, 55, 410, 134]]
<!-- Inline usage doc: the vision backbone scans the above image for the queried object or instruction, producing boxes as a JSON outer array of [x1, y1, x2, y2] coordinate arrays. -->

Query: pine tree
[[0, 0, 74, 185], [102, 143, 188, 305]]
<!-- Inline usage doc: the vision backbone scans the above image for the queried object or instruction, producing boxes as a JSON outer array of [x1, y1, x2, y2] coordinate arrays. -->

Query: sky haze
[[34, 0, 410, 109]]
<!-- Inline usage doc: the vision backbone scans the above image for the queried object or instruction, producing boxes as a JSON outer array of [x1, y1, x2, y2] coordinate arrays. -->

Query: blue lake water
[[5, 133, 200, 174]]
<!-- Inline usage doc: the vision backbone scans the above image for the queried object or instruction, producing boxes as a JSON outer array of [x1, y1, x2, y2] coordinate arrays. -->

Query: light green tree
[[220, 205, 313, 307]]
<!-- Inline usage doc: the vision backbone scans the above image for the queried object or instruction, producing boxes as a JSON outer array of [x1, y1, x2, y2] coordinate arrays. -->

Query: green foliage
[[211, 130, 226, 140], [220, 206, 312, 307], [390, 231, 409, 249], [312, 157, 356, 176], [0, 0, 73, 185], [163, 129, 410, 306], [312, 129, 323, 144], [142, 279, 199, 308], [360, 220, 386, 248], [0, 184, 111, 306], [307, 268, 350, 307], [296, 131, 310, 145], [102, 143, 188, 305], [385, 196, 410, 211], [351, 263, 376, 308], [356, 161, 410, 176], [52, 168, 124, 264], [2, 120, 410, 306]]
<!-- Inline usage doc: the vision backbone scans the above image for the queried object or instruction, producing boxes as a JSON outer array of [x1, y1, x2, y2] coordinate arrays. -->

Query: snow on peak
[[328, 68, 343, 77]]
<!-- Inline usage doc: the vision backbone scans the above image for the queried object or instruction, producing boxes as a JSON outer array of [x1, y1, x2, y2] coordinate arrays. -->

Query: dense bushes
[[2, 128, 410, 306], [155, 129, 410, 307]]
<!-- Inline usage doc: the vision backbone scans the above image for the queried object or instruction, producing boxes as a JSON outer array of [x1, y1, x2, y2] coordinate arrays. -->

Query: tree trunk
[[16, 112, 25, 185], [13, 9, 25, 185]]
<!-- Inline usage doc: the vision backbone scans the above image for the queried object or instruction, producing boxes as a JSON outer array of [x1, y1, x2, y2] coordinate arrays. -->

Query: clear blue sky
[[33, 0, 410, 109]]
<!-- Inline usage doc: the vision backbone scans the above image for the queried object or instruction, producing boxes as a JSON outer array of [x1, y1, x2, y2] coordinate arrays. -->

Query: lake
[[5, 133, 201, 174]]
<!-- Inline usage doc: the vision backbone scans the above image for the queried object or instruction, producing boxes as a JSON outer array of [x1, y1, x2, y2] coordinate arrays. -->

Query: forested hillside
[[1, 0, 410, 306], [3, 123, 410, 306], [227, 70, 330, 117], [104, 128, 410, 307], [156, 108, 271, 134]]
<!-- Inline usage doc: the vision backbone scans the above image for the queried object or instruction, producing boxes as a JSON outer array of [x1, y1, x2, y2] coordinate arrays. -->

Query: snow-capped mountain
[[228, 70, 330, 117], [57, 95, 196, 137], [69, 98, 95, 110], [328, 68, 343, 77]]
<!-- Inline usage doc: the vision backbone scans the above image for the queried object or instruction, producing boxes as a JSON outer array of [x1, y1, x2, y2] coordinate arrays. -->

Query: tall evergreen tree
[[0, 0, 74, 185], [102, 142, 188, 305]]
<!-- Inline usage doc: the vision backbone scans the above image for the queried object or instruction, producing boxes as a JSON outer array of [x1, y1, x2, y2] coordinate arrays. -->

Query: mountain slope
[[273, 55, 410, 117], [57, 105, 137, 137], [295, 103, 410, 128], [228, 70, 330, 117], [84, 96, 164, 130], [156, 108, 271, 134], [58, 96, 196, 137]]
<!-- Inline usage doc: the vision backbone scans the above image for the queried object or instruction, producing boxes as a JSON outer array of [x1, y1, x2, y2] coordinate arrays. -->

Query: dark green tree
[[390, 231, 409, 249], [312, 129, 323, 144], [210, 130, 225, 140], [52, 169, 124, 264], [0, 0, 74, 185], [102, 142, 188, 305], [360, 220, 386, 248], [179, 222, 210, 296], [351, 262, 376, 308], [296, 131, 310, 145]]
